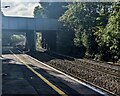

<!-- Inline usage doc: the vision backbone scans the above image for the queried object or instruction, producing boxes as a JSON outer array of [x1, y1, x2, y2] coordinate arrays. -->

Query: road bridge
[[2, 15, 60, 51], [2, 16, 60, 31]]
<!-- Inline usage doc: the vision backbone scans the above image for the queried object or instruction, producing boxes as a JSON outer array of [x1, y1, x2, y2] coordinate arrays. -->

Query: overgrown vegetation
[[34, 2, 120, 63], [10, 34, 25, 45], [95, 3, 120, 62], [36, 32, 42, 50]]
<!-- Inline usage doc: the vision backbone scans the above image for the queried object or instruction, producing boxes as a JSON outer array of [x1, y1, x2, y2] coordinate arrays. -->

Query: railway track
[[26, 49, 120, 96], [42, 53, 119, 78], [44, 60, 119, 96]]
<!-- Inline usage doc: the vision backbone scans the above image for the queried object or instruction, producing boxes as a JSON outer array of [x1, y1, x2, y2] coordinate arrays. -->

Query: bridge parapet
[[2, 16, 60, 31]]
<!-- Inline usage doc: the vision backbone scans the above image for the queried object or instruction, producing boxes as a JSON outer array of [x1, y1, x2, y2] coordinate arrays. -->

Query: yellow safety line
[[9, 50, 68, 96]]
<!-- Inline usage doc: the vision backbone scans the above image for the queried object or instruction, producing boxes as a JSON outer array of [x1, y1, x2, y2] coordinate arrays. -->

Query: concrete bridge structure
[[2, 15, 60, 51]]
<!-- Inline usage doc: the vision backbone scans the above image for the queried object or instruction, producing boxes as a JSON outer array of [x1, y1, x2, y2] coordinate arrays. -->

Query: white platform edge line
[[17, 49, 107, 95], [23, 54, 108, 95]]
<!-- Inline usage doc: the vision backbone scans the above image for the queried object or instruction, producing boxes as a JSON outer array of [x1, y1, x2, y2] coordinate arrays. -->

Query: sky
[[1, 0, 40, 17], [1, 0, 118, 17]]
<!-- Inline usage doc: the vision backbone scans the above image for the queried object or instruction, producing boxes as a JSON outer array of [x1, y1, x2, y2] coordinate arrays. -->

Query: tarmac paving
[[1, 52, 106, 96]]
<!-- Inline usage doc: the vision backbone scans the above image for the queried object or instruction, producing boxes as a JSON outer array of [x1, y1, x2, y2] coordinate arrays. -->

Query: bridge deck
[[2, 16, 60, 32]]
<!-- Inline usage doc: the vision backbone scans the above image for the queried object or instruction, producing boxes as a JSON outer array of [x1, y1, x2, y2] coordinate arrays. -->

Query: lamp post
[[0, 1, 2, 56], [0, 1, 2, 96], [0, 2, 10, 56]]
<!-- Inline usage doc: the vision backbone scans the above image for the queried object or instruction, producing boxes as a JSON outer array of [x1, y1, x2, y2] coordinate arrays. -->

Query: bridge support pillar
[[26, 31, 36, 51], [42, 31, 56, 51]]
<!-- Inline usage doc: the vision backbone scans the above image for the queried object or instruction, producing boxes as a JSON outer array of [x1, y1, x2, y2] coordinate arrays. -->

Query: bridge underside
[[2, 30, 57, 51]]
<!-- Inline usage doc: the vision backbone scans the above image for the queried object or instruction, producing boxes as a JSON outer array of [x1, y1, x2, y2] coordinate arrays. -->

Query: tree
[[59, 3, 100, 56], [40, 2, 68, 19], [10, 34, 25, 45], [34, 2, 67, 18], [95, 3, 120, 62], [33, 5, 46, 18], [59, 2, 114, 58], [36, 32, 42, 50]]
